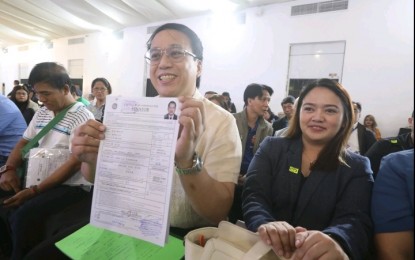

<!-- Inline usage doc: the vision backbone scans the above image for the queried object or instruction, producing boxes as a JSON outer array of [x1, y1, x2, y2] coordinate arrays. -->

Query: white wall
[[0, 0, 413, 137]]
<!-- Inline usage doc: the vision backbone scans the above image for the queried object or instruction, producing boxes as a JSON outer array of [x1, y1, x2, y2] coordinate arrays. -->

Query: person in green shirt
[[70, 85, 90, 106]]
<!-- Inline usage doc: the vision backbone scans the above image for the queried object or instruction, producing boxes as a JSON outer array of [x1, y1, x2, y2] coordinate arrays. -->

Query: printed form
[[90, 96, 181, 247]]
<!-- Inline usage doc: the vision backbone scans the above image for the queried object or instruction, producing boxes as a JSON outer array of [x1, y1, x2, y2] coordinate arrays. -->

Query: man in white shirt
[[71, 23, 242, 232]]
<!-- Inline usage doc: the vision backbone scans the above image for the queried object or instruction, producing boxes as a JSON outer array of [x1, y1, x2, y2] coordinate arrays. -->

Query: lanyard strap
[[21, 102, 77, 159]]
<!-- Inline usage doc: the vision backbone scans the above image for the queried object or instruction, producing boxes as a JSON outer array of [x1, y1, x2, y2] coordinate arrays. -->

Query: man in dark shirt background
[[365, 111, 413, 178]]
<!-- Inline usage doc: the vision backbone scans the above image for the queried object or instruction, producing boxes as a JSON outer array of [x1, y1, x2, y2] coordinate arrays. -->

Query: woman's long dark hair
[[285, 78, 354, 171], [10, 85, 30, 107]]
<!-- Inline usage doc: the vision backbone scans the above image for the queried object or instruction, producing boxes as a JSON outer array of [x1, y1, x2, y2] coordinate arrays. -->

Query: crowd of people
[[0, 22, 413, 260]]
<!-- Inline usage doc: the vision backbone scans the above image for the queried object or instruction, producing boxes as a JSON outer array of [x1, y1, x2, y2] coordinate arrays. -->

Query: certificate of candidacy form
[[90, 96, 181, 247]]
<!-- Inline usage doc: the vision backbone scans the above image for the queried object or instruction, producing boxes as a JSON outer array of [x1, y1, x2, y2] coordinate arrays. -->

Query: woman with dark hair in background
[[222, 91, 237, 113], [86, 78, 112, 122], [9, 84, 39, 125]]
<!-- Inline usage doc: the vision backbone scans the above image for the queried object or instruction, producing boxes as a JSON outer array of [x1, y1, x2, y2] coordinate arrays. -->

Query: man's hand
[[2, 188, 35, 208], [237, 175, 246, 186], [175, 96, 205, 168], [71, 119, 106, 165], [0, 170, 21, 193]]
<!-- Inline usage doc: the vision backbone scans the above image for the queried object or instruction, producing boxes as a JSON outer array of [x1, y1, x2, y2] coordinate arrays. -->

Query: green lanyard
[[21, 102, 77, 159]]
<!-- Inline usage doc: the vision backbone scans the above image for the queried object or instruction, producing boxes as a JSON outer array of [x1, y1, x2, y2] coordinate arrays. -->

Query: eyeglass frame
[[92, 87, 108, 92], [145, 46, 198, 65]]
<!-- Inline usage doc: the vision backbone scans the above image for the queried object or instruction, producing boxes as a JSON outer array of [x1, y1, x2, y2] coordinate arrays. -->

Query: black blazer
[[365, 132, 413, 177], [242, 137, 374, 260], [272, 116, 288, 134], [356, 123, 376, 154], [164, 114, 177, 120]]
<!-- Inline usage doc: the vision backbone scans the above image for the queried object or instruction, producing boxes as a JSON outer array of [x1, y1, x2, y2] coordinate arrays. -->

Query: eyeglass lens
[[93, 88, 107, 92], [145, 46, 195, 65]]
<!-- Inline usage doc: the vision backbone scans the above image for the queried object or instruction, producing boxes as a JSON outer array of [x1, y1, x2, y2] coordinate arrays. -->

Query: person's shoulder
[[204, 98, 233, 120], [232, 110, 244, 122], [77, 97, 90, 106], [344, 150, 372, 170], [383, 148, 414, 162], [28, 100, 39, 110], [340, 152, 373, 180], [397, 132, 413, 144], [0, 95, 18, 111], [346, 149, 367, 160], [263, 118, 272, 127], [31, 105, 51, 121], [273, 116, 286, 125], [37, 105, 49, 113], [261, 135, 293, 148], [377, 149, 414, 181], [72, 102, 88, 110], [71, 102, 95, 118], [233, 110, 243, 116], [375, 135, 407, 147], [86, 103, 94, 109]]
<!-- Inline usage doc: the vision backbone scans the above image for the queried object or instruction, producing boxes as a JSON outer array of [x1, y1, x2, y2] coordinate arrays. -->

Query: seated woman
[[364, 114, 381, 140], [9, 84, 39, 125], [86, 78, 112, 122], [242, 78, 373, 259]]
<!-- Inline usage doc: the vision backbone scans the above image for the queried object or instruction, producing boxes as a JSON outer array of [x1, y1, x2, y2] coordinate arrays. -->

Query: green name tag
[[289, 166, 299, 174]]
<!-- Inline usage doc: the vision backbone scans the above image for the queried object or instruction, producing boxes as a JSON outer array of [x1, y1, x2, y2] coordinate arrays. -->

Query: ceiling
[[0, 0, 296, 48]]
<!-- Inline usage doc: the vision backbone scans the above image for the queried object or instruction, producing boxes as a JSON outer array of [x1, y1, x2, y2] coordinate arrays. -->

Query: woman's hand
[[292, 230, 349, 260], [257, 221, 299, 259]]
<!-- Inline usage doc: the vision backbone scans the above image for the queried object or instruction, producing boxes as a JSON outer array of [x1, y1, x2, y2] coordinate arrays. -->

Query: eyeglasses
[[93, 87, 107, 92], [145, 46, 197, 65]]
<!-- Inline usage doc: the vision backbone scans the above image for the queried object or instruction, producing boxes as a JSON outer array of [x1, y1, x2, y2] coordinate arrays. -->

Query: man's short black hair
[[70, 85, 82, 97], [168, 100, 176, 108], [281, 95, 295, 106], [28, 62, 71, 90], [243, 83, 273, 106]]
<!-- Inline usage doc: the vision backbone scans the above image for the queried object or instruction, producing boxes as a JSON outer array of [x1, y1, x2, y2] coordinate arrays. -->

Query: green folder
[[55, 224, 184, 260]]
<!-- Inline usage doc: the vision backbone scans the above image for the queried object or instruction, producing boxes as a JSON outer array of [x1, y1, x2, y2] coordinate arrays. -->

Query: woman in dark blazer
[[242, 78, 373, 260]]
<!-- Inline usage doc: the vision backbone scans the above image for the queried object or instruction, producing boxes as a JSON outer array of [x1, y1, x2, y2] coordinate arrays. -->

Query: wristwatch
[[175, 153, 203, 175], [0, 165, 16, 175]]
